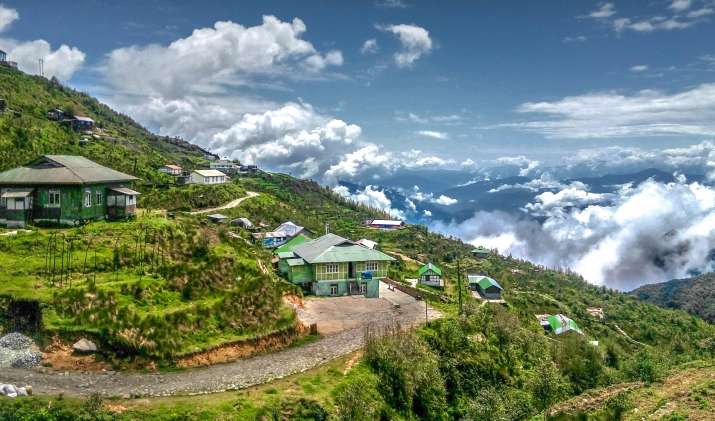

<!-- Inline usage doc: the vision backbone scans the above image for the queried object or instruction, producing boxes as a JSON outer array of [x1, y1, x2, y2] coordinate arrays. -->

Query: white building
[[159, 164, 182, 176], [210, 159, 239, 172], [189, 169, 228, 185]]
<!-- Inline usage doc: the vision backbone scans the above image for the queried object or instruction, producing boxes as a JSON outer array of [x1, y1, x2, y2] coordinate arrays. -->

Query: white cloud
[[432, 177, 715, 290], [0, 6, 85, 80], [379, 23, 433, 67], [206, 102, 361, 179], [0, 4, 18, 32], [563, 35, 588, 43], [495, 156, 541, 176], [361, 38, 379, 55], [396, 111, 463, 125], [589, 3, 616, 19], [408, 185, 458, 206], [416, 130, 448, 139], [510, 84, 715, 139], [630, 64, 649, 72], [333, 185, 405, 219], [375, 0, 409, 9], [669, 0, 692, 12], [585, 0, 710, 33], [0, 39, 85, 81], [104, 16, 342, 97]]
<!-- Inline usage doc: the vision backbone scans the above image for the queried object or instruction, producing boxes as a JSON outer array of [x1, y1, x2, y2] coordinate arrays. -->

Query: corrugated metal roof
[[356, 238, 377, 249], [275, 221, 304, 237], [109, 187, 141, 195], [286, 258, 306, 266], [0, 155, 138, 186], [418, 263, 442, 276], [467, 275, 502, 290], [1, 188, 34, 198], [275, 234, 310, 254], [370, 219, 403, 226], [193, 169, 227, 177], [293, 233, 396, 264], [277, 251, 295, 259], [74, 116, 94, 122]]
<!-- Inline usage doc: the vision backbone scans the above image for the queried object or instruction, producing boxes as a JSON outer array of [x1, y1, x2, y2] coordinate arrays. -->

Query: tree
[[527, 360, 571, 416]]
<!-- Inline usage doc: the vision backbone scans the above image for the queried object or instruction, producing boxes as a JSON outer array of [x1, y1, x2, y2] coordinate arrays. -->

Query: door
[[348, 262, 355, 279]]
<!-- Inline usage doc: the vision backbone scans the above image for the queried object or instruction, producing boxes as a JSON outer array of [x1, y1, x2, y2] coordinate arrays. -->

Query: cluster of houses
[[159, 159, 258, 185], [0, 155, 140, 228], [46, 108, 95, 132]]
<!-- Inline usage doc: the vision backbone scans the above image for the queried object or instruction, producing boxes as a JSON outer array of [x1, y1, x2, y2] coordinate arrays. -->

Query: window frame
[[95, 190, 103, 207], [47, 189, 61, 208], [325, 263, 339, 274], [330, 284, 338, 296], [84, 189, 92, 208], [365, 261, 378, 272]]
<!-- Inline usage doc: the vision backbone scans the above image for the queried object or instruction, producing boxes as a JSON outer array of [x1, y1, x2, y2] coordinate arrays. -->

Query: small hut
[[471, 246, 490, 259], [418, 263, 443, 287], [468, 275, 503, 299]]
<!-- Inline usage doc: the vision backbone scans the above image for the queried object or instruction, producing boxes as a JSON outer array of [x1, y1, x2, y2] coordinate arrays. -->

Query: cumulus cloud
[[361, 38, 379, 54], [104, 16, 343, 97], [333, 185, 406, 219], [0, 4, 18, 32], [669, 0, 692, 12], [206, 102, 361, 179], [509, 84, 715, 139], [495, 156, 541, 177], [488, 173, 573, 193], [0, 5, 85, 80], [416, 130, 448, 139], [432, 177, 715, 290], [409, 185, 458, 206], [379, 23, 433, 67]]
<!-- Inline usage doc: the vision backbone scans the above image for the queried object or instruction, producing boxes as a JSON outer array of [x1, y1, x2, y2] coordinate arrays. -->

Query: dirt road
[[2, 283, 440, 398], [189, 191, 259, 215]]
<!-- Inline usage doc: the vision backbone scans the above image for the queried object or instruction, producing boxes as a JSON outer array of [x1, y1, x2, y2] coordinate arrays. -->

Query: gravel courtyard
[[1, 282, 440, 398]]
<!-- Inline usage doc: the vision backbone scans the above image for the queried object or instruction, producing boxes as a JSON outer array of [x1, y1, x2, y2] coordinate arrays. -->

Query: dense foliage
[[631, 273, 715, 323]]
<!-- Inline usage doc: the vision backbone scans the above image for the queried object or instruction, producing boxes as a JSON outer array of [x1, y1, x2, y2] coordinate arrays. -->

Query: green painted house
[[468, 275, 503, 300], [0, 155, 140, 228], [274, 233, 310, 255], [277, 233, 395, 298], [471, 246, 490, 259], [418, 263, 443, 288]]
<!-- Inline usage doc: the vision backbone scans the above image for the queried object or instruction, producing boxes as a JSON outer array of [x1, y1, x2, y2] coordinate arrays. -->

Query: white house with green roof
[[418, 263, 443, 288], [277, 233, 395, 298]]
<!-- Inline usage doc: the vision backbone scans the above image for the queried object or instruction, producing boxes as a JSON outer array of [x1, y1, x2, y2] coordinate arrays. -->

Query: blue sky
[[1, 0, 715, 176]]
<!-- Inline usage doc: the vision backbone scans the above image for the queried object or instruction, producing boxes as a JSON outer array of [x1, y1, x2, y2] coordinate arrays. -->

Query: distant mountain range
[[631, 273, 715, 323]]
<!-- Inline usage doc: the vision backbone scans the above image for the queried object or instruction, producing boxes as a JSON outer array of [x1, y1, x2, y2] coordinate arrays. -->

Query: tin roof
[[0, 155, 138, 186], [74, 116, 94, 123], [1, 188, 34, 198], [193, 169, 227, 177], [467, 275, 502, 290], [275, 234, 310, 254], [109, 187, 141, 196], [418, 263, 442, 276], [275, 221, 305, 237], [370, 219, 403, 226], [292, 233, 396, 264]]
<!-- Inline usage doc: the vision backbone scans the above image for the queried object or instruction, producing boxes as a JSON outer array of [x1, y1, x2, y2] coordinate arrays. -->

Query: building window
[[360, 283, 367, 294], [325, 263, 339, 274], [127, 195, 136, 206], [84, 189, 92, 207], [47, 190, 61, 207], [365, 261, 378, 271], [96, 190, 103, 206], [330, 284, 338, 296]]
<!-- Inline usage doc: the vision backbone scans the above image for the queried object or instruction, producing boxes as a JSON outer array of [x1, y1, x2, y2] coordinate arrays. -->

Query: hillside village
[[1, 56, 715, 420]]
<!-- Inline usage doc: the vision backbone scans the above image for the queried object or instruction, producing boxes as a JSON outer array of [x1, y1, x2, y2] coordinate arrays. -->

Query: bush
[[333, 369, 384, 420]]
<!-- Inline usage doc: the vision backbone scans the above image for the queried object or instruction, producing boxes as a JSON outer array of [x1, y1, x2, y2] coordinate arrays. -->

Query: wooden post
[[457, 257, 463, 315]]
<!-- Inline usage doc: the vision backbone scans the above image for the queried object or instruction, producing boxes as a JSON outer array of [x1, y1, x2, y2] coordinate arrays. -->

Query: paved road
[[2, 284, 440, 398], [189, 191, 259, 215]]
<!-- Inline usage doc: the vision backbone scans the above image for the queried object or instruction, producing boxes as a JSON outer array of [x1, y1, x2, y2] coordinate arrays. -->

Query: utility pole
[[457, 257, 463, 315], [38, 58, 44, 77], [425, 293, 428, 324]]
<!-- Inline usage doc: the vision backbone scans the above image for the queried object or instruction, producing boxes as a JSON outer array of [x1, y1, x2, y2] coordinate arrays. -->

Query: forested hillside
[[632, 273, 715, 323], [0, 66, 213, 183]]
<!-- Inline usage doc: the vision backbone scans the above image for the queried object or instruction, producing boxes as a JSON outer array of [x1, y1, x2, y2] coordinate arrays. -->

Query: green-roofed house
[[0, 155, 140, 228], [537, 314, 583, 335], [468, 274, 503, 300], [471, 246, 490, 259], [418, 263, 443, 288], [277, 233, 395, 298]]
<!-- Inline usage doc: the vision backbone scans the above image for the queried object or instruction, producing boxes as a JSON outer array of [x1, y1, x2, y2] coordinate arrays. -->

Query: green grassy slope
[[632, 273, 715, 323], [0, 66, 213, 184]]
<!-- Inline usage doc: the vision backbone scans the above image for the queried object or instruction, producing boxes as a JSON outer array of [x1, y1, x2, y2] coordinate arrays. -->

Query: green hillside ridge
[[632, 273, 715, 323], [0, 66, 214, 184]]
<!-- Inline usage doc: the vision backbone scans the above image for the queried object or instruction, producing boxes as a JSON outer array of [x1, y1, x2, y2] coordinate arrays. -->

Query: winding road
[[2, 285, 440, 398], [189, 191, 259, 215]]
